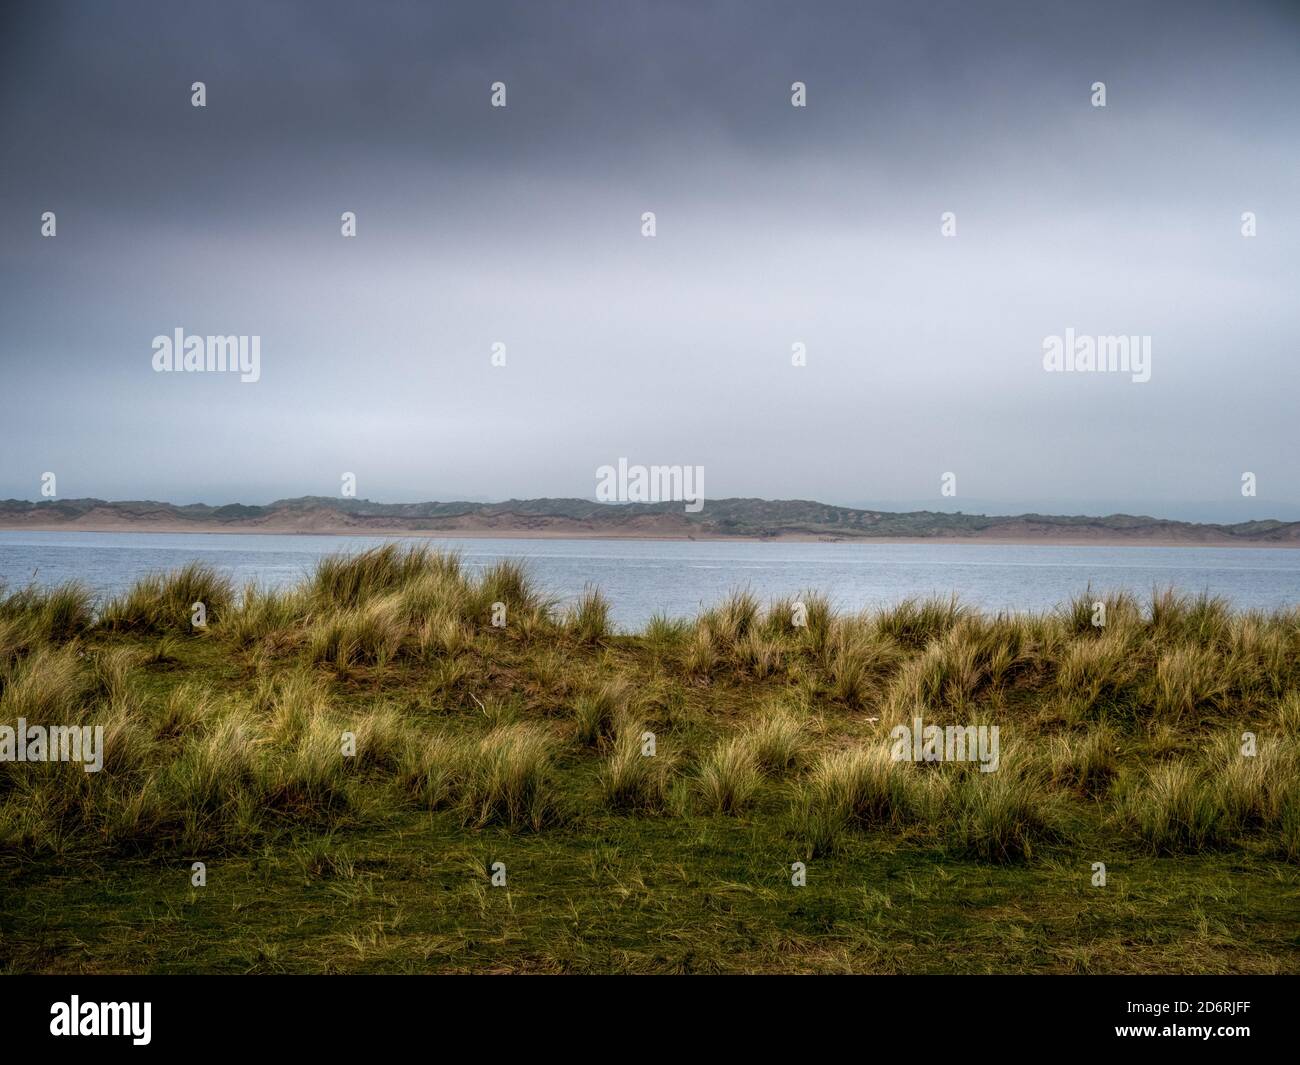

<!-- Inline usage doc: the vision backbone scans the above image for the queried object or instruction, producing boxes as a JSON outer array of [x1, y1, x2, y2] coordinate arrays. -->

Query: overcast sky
[[2, 0, 1297, 521]]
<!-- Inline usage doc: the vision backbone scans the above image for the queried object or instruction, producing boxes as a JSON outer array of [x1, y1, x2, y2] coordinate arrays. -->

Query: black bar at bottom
[[4, 975, 1293, 1051]]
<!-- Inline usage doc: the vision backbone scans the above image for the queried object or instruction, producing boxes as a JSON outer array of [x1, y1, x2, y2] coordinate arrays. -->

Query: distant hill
[[1, 496, 1298, 545]]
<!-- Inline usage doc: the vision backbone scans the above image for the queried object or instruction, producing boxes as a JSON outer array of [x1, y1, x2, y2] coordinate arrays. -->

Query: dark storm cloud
[[8, 2, 1297, 196], [1, 1, 1298, 517]]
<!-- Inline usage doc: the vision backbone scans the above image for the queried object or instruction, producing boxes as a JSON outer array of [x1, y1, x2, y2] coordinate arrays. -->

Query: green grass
[[1, 545, 1298, 973]]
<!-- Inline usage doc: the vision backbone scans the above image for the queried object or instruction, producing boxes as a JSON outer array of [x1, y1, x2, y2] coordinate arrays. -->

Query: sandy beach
[[3, 515, 1297, 548]]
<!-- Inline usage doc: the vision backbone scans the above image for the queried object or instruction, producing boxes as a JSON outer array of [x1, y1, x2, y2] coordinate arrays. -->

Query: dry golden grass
[[0, 550, 1296, 872]]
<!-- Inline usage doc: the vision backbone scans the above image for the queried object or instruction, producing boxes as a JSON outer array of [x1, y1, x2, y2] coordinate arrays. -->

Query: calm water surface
[[2, 531, 1299, 630]]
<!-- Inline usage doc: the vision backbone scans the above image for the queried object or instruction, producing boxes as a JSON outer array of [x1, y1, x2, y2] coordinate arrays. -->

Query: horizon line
[[4, 494, 1295, 529]]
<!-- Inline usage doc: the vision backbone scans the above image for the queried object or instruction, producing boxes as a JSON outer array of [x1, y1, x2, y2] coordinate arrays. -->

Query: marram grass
[[1, 548, 1298, 974]]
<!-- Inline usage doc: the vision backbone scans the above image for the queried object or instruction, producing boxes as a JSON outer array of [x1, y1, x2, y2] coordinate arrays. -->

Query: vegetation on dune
[[98, 562, 234, 635], [1, 546, 1299, 973]]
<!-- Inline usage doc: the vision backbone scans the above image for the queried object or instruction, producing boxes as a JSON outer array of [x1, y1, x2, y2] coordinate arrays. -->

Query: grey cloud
[[1, 1, 1297, 519]]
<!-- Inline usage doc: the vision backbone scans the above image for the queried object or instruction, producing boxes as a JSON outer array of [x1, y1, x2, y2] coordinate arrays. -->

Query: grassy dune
[[1, 545, 1298, 973]]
